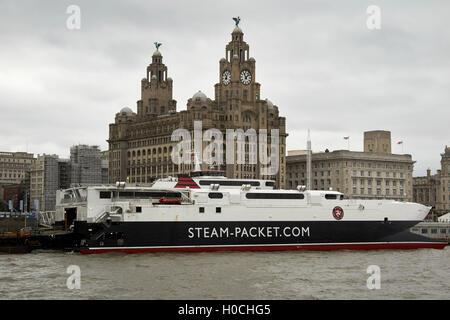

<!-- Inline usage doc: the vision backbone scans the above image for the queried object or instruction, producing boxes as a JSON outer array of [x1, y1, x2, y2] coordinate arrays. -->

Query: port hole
[[384, 217, 388, 223]]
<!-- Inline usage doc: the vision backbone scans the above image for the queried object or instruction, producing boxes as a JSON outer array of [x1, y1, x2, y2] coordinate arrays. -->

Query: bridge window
[[99, 191, 111, 199], [245, 193, 304, 200], [325, 194, 339, 200], [118, 192, 134, 198], [199, 180, 260, 186]]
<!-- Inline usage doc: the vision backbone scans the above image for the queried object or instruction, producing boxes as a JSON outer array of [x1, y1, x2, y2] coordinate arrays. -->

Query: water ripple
[[0, 247, 449, 299]]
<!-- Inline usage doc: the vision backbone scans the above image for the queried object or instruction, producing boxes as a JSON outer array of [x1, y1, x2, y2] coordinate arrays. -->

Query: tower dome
[[192, 90, 208, 102], [232, 26, 243, 33], [120, 107, 133, 115], [152, 49, 161, 56], [265, 99, 274, 109]]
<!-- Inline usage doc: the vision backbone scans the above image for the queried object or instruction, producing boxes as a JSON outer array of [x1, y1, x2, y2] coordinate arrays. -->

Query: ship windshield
[[112, 191, 182, 199], [191, 171, 226, 177], [325, 194, 344, 200]]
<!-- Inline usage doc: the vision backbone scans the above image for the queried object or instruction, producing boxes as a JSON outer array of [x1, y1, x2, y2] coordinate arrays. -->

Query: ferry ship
[[54, 170, 447, 254]]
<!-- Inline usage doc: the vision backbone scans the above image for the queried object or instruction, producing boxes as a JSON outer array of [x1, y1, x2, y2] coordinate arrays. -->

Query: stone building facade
[[0, 151, 35, 185], [0, 151, 35, 211], [108, 22, 287, 187], [413, 169, 440, 208], [364, 130, 392, 153], [286, 132, 414, 201], [413, 146, 450, 212]]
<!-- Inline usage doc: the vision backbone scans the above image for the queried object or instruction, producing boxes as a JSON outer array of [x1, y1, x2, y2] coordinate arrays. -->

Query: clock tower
[[212, 19, 287, 187], [215, 24, 260, 108]]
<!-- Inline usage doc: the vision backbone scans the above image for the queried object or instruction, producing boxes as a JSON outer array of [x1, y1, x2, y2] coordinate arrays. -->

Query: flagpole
[[344, 136, 350, 150], [307, 130, 312, 190]]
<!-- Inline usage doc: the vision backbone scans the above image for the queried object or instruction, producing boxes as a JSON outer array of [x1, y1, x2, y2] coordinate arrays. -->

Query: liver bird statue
[[232, 17, 240, 26], [154, 42, 162, 50]]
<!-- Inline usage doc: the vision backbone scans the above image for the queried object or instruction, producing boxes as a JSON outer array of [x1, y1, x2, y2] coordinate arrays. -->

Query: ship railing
[[60, 196, 87, 204], [94, 206, 124, 223], [37, 211, 55, 228], [94, 210, 111, 223]]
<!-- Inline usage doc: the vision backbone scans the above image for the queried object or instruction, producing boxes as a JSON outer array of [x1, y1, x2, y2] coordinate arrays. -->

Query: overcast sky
[[0, 0, 449, 176]]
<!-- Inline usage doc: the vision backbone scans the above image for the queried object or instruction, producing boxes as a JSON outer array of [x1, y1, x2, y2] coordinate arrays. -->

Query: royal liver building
[[108, 19, 287, 187]]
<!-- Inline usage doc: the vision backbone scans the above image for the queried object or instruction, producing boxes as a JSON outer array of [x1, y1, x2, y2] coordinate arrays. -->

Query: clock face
[[240, 70, 252, 85], [222, 70, 231, 85]]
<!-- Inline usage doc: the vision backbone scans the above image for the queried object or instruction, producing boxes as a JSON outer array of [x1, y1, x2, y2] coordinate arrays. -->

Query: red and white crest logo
[[332, 206, 344, 220]]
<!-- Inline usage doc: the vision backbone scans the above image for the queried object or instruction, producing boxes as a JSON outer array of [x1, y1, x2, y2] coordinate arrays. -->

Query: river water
[[1, 247, 449, 300]]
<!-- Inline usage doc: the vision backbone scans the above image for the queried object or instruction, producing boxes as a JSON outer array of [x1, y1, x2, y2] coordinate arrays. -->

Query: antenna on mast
[[306, 129, 312, 191]]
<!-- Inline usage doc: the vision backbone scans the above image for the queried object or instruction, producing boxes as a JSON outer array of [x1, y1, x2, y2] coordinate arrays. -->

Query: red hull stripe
[[80, 242, 448, 254], [174, 177, 200, 189]]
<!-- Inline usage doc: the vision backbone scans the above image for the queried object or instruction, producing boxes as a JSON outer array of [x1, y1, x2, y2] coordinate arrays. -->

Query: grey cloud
[[0, 0, 448, 176]]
